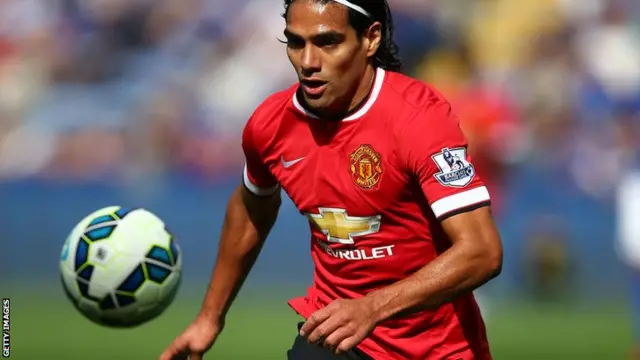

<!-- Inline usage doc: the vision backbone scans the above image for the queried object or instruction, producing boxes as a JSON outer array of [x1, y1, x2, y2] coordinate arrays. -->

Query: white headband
[[332, 0, 372, 18]]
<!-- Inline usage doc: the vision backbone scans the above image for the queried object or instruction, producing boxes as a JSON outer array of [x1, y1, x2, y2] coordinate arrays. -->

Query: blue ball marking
[[88, 215, 115, 227], [77, 265, 94, 281], [114, 207, 136, 219], [118, 264, 146, 293], [99, 295, 117, 310], [61, 236, 71, 261], [85, 225, 116, 241], [145, 262, 171, 283], [147, 246, 172, 266], [116, 294, 135, 307], [74, 239, 90, 271]]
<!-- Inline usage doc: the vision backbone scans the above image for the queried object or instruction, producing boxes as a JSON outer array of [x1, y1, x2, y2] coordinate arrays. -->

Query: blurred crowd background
[[2, 0, 640, 333], [0, 0, 637, 189]]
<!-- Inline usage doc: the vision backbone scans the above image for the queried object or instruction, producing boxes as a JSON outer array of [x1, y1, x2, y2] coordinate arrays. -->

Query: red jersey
[[242, 68, 492, 360]]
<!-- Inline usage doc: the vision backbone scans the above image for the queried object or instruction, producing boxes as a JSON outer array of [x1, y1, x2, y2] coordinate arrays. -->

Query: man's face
[[284, 0, 376, 114]]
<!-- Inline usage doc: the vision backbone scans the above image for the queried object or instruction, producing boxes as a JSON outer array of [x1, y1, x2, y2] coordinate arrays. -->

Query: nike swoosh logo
[[281, 156, 305, 168]]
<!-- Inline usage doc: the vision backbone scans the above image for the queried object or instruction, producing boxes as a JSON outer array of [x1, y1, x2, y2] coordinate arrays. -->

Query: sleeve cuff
[[431, 186, 491, 219], [243, 164, 279, 196]]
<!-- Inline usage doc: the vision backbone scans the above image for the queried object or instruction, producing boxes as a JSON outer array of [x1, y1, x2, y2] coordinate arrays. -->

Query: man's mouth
[[301, 79, 328, 97]]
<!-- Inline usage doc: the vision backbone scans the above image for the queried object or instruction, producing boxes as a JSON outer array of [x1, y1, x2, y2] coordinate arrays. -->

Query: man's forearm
[[198, 186, 280, 324], [366, 241, 501, 323]]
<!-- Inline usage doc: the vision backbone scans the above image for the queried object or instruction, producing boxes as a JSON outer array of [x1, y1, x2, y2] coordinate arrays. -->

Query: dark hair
[[282, 0, 403, 72]]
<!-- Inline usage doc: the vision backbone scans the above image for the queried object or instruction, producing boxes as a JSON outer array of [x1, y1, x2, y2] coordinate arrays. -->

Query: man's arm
[[159, 112, 281, 360], [365, 99, 503, 321], [197, 110, 282, 325], [365, 206, 502, 322], [197, 184, 281, 326]]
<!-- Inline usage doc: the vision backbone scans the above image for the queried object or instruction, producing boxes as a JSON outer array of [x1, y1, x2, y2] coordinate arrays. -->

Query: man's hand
[[299, 298, 377, 355], [159, 317, 222, 360]]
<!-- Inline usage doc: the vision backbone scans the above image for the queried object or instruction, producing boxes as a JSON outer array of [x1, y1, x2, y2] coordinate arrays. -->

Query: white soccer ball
[[60, 206, 182, 327]]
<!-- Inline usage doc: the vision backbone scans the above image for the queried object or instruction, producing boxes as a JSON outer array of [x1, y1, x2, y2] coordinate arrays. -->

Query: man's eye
[[316, 38, 340, 48], [282, 38, 304, 49]]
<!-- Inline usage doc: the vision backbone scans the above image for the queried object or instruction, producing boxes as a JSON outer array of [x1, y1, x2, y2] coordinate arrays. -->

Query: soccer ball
[[60, 206, 182, 328]]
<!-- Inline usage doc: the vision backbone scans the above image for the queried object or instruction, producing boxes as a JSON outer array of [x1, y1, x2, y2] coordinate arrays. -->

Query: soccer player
[[159, 0, 503, 359]]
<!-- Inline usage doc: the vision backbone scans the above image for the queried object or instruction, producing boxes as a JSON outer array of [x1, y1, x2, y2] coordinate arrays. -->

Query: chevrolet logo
[[306, 208, 381, 245]]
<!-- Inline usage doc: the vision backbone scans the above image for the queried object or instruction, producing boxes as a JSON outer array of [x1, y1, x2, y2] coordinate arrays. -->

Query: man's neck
[[348, 65, 376, 112], [316, 65, 377, 121]]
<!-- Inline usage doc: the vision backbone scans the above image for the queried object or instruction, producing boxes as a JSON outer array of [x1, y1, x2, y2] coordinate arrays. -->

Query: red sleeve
[[241, 117, 280, 196], [398, 100, 491, 220]]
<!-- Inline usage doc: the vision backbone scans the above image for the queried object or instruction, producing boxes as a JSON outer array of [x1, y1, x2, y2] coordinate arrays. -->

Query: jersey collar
[[292, 67, 386, 121]]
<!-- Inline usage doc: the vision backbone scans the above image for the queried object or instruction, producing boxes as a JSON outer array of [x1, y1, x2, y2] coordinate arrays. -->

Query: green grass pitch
[[6, 290, 633, 360]]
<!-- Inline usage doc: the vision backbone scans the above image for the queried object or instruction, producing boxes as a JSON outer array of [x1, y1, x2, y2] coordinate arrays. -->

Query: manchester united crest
[[349, 144, 383, 189]]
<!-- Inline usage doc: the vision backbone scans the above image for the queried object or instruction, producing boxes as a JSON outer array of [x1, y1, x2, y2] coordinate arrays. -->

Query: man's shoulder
[[381, 71, 453, 131], [384, 71, 449, 109], [247, 84, 298, 129], [243, 84, 299, 153]]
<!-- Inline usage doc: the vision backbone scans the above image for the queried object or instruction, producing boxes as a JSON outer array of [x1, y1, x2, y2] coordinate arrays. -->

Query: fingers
[[159, 339, 189, 360], [159, 343, 181, 360], [159, 348, 190, 360], [159, 349, 171, 360], [306, 313, 343, 344], [334, 335, 362, 355], [321, 326, 353, 353], [299, 308, 332, 337]]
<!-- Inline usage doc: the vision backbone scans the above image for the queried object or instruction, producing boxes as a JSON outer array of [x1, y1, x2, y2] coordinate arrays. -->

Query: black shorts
[[287, 322, 373, 360]]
